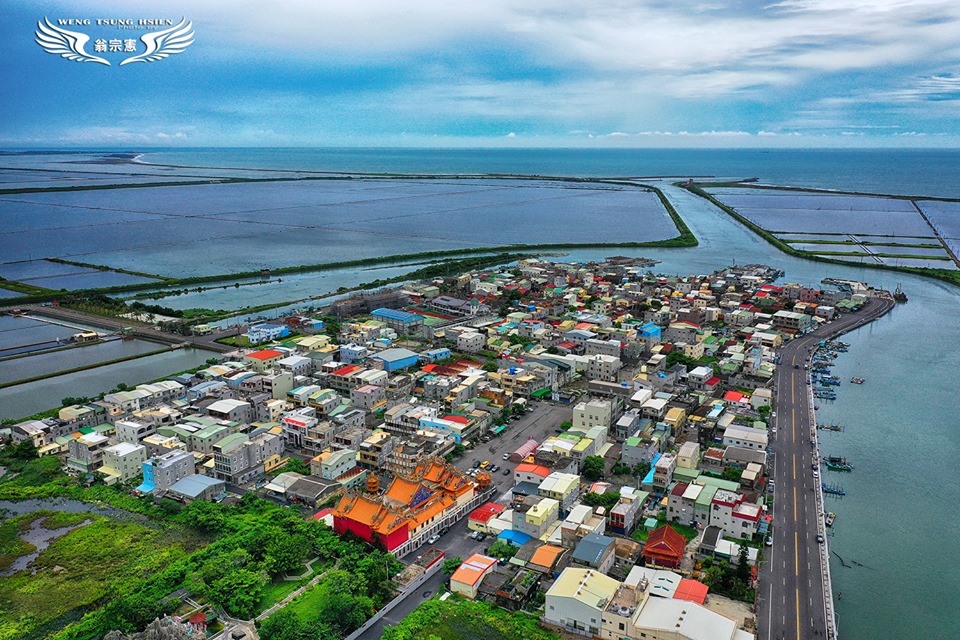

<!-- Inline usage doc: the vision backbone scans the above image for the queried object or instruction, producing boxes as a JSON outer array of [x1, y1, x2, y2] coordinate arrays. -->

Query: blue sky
[[4, 0, 960, 147]]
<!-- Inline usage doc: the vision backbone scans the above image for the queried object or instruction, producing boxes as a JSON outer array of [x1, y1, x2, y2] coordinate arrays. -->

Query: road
[[759, 296, 895, 640], [355, 401, 573, 640]]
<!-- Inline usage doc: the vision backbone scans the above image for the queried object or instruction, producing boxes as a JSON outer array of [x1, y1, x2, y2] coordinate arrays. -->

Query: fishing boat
[[822, 483, 846, 496], [825, 512, 837, 527], [824, 455, 854, 471], [850, 377, 865, 384]]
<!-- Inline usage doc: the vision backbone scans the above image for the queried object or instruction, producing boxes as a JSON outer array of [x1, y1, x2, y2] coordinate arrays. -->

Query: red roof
[[443, 415, 470, 424], [247, 349, 283, 360], [643, 525, 686, 564], [422, 364, 438, 373], [468, 502, 506, 524], [189, 612, 207, 625], [705, 377, 721, 386], [724, 390, 746, 402], [310, 508, 332, 520], [670, 482, 689, 497], [333, 364, 360, 376], [674, 579, 709, 605]]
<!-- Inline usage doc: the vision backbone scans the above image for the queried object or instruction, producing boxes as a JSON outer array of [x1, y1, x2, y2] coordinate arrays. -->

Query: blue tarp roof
[[498, 530, 533, 546]]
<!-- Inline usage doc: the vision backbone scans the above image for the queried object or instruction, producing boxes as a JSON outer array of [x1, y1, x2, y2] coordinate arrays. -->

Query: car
[[767, 481, 775, 493], [812, 470, 820, 478], [794, 364, 799, 369], [427, 534, 441, 545], [470, 530, 480, 540], [502, 453, 510, 460], [812, 463, 818, 470], [477, 532, 487, 541], [480, 460, 491, 469], [503, 468, 511, 476], [490, 465, 499, 472], [473, 460, 481, 468], [816, 534, 825, 543], [765, 535, 773, 547]]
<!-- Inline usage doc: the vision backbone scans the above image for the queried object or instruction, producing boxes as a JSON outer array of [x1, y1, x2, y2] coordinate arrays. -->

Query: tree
[[559, 421, 572, 431], [581, 455, 605, 481], [632, 461, 651, 478], [265, 533, 311, 574], [722, 466, 744, 483], [258, 610, 318, 640], [546, 345, 560, 354], [482, 361, 498, 372], [735, 544, 751, 584], [441, 556, 463, 575], [281, 457, 310, 475], [208, 567, 268, 619], [11, 439, 39, 461], [487, 540, 518, 559], [581, 492, 621, 509], [179, 500, 226, 533]]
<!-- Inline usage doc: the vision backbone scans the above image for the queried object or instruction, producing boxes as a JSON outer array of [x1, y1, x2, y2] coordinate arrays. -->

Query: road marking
[[793, 453, 796, 480], [796, 589, 802, 640], [793, 486, 798, 522], [795, 531, 799, 576]]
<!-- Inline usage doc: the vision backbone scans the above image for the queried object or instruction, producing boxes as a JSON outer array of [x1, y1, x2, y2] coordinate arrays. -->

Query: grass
[[382, 596, 561, 640], [0, 514, 194, 640], [257, 558, 331, 613]]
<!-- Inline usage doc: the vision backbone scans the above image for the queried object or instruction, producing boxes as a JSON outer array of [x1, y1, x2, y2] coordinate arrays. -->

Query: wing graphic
[[120, 18, 194, 65], [35, 18, 110, 65]]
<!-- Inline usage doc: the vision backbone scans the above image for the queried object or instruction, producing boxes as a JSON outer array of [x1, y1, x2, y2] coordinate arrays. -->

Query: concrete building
[[513, 496, 560, 540], [369, 347, 421, 372], [138, 450, 196, 493], [538, 472, 582, 511], [66, 433, 111, 473], [574, 398, 615, 432], [212, 431, 284, 485], [722, 425, 768, 450], [544, 568, 621, 637], [99, 442, 147, 483], [167, 475, 226, 503], [587, 354, 621, 381], [450, 554, 498, 599], [571, 533, 616, 575]]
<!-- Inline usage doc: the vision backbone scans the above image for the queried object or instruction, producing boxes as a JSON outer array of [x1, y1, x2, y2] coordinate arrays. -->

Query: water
[[0, 348, 208, 420], [0, 337, 166, 385], [2, 148, 959, 638]]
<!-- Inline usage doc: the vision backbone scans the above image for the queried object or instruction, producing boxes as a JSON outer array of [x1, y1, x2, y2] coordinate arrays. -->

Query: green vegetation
[[581, 455, 605, 481], [699, 550, 755, 603], [581, 491, 621, 509], [486, 540, 518, 560], [0, 513, 42, 573], [381, 596, 562, 640], [441, 556, 464, 575]]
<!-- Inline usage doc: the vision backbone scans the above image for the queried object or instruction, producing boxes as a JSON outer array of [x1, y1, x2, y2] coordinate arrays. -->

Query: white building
[[99, 442, 147, 483], [722, 425, 768, 450], [587, 354, 621, 382]]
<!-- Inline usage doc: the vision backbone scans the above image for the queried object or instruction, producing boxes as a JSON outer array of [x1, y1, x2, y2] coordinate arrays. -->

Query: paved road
[[356, 401, 572, 640], [759, 297, 895, 640]]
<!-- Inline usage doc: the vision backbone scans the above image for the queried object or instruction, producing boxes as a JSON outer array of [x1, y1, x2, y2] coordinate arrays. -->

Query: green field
[[0, 513, 196, 640], [381, 597, 560, 640]]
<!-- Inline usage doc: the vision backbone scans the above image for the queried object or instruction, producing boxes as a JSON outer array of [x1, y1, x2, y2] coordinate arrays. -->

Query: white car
[[812, 470, 820, 478], [427, 534, 440, 545]]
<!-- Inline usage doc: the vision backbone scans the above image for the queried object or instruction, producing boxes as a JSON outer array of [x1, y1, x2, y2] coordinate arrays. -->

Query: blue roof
[[498, 530, 533, 546], [371, 308, 422, 323], [643, 453, 661, 485]]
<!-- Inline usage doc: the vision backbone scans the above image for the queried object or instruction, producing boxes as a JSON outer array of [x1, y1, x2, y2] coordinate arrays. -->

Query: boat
[[824, 455, 854, 471], [825, 512, 837, 527], [850, 377, 865, 384], [894, 283, 908, 303], [822, 483, 847, 496], [817, 423, 844, 432]]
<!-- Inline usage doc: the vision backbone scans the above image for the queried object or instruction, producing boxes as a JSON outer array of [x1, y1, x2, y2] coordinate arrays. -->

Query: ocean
[[4, 147, 959, 639]]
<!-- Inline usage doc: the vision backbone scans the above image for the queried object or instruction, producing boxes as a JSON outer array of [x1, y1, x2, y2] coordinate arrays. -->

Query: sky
[[3, 0, 960, 148]]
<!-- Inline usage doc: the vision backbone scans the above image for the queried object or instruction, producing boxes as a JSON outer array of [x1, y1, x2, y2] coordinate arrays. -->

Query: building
[[468, 502, 507, 533], [213, 431, 284, 485], [371, 308, 424, 335], [513, 496, 560, 540], [243, 349, 286, 373], [205, 399, 253, 424], [167, 475, 226, 503], [722, 425, 768, 450], [357, 431, 394, 470], [573, 398, 615, 431], [333, 457, 476, 552], [571, 533, 616, 575], [138, 450, 196, 493], [450, 554, 498, 599], [537, 472, 582, 511], [66, 433, 111, 473], [587, 354, 621, 382], [246, 323, 290, 345], [543, 567, 621, 637], [99, 442, 147, 483], [369, 347, 421, 372], [642, 525, 686, 569]]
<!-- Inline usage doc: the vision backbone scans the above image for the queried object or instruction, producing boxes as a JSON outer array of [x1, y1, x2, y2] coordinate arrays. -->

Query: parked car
[[427, 534, 440, 545], [477, 532, 487, 541], [473, 460, 481, 468], [502, 468, 510, 476], [812, 470, 820, 478], [816, 534, 825, 543], [765, 535, 773, 547], [490, 465, 499, 472], [502, 453, 510, 460]]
